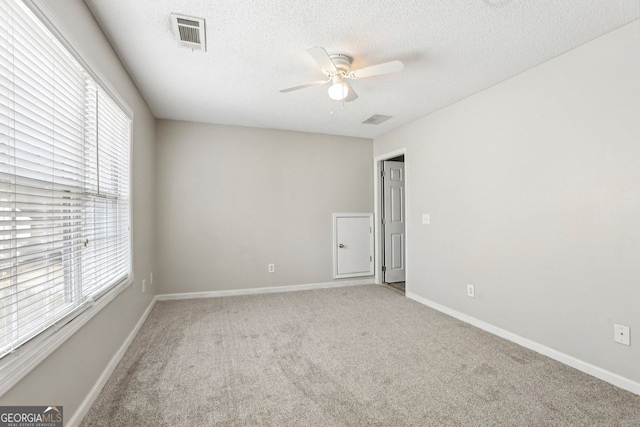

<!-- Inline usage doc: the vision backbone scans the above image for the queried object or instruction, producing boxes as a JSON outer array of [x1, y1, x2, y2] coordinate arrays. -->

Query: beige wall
[[156, 120, 373, 294], [375, 22, 640, 383], [0, 0, 157, 418]]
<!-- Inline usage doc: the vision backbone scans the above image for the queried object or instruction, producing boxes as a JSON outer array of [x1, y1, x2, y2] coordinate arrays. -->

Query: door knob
[[338, 244, 345, 248]]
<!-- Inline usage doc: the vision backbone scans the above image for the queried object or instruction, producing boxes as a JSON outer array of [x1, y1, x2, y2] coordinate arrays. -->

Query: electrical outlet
[[467, 284, 475, 298], [614, 324, 630, 346], [150, 272, 153, 284], [268, 263, 275, 273], [142, 279, 146, 293], [422, 213, 430, 224]]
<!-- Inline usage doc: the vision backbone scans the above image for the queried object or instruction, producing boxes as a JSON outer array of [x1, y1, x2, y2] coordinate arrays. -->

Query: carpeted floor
[[80, 285, 640, 426]]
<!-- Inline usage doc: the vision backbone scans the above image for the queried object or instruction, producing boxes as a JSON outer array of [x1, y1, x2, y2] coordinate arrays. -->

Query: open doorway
[[374, 149, 407, 295]]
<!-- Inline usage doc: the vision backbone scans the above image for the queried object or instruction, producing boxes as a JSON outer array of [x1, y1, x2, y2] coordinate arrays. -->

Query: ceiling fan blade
[[343, 81, 358, 102], [306, 47, 337, 73], [279, 79, 330, 93], [349, 60, 404, 79]]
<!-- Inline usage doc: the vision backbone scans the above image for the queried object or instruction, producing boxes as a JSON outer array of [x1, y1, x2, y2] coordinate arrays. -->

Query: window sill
[[0, 277, 133, 397]]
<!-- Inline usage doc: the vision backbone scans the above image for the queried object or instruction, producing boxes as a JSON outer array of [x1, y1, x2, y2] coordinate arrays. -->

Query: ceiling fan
[[280, 47, 404, 102]]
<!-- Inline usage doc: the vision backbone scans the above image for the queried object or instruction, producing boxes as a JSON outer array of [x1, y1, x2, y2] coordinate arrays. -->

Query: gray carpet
[[80, 285, 640, 426]]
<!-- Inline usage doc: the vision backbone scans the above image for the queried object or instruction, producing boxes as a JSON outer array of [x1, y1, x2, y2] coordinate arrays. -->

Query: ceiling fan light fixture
[[328, 79, 349, 101]]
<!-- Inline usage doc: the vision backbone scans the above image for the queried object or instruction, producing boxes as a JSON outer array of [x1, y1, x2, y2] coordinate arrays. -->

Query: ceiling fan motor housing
[[327, 54, 352, 76]]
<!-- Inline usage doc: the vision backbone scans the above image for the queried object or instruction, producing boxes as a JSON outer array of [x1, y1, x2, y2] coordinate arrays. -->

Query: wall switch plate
[[614, 324, 630, 346], [268, 264, 275, 273], [422, 213, 430, 224], [467, 284, 475, 298], [150, 272, 153, 284], [142, 279, 146, 293]]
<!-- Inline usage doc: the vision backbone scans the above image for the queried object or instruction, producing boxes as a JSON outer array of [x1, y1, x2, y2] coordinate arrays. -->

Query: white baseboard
[[157, 278, 374, 301], [406, 291, 640, 396], [66, 296, 158, 427]]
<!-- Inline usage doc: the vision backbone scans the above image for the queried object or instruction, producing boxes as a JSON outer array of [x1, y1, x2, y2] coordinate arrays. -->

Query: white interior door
[[383, 161, 405, 283], [333, 214, 374, 278]]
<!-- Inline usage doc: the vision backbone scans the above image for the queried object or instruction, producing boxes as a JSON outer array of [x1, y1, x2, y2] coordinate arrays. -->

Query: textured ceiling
[[83, 0, 639, 139]]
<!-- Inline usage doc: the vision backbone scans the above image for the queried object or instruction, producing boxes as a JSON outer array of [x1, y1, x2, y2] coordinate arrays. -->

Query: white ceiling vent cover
[[362, 114, 392, 125], [171, 14, 206, 51]]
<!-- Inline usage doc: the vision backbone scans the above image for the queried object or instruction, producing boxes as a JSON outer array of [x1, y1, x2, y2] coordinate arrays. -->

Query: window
[[0, 0, 131, 359]]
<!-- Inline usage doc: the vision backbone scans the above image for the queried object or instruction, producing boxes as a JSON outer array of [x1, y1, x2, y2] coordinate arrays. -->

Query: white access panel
[[333, 213, 374, 278]]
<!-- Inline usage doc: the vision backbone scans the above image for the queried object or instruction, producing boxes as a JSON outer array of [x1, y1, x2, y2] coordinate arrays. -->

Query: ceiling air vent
[[362, 114, 392, 125], [171, 13, 206, 51]]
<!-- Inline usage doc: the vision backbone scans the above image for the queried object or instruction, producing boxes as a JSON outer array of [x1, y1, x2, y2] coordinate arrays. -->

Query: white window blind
[[0, 0, 131, 358]]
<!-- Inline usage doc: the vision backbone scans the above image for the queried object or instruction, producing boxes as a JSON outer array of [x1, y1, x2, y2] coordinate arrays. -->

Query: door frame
[[373, 148, 408, 290]]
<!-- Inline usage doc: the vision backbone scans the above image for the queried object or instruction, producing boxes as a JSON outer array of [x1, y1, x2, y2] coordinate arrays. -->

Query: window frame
[[0, 0, 134, 396]]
